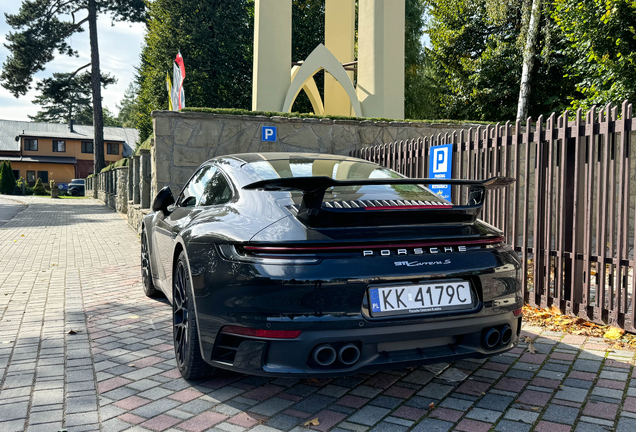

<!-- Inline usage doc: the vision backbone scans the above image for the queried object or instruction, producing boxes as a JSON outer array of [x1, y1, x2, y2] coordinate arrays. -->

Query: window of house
[[25, 139, 38, 151], [53, 140, 66, 152], [12, 170, 19, 180], [27, 171, 35, 184], [81, 141, 94, 153], [37, 171, 48, 183], [107, 143, 119, 155]]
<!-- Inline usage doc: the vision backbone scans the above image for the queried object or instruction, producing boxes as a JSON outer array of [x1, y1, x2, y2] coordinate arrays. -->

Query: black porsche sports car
[[141, 152, 523, 379]]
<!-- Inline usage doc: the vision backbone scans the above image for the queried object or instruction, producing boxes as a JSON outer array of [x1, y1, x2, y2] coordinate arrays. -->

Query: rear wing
[[243, 176, 515, 228]]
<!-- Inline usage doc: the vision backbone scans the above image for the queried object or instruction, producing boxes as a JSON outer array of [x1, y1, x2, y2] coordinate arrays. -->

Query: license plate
[[369, 280, 473, 316]]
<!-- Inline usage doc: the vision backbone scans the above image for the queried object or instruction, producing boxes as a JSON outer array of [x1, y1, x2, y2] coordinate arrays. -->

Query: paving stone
[[541, 404, 580, 424], [554, 386, 589, 403], [250, 397, 295, 416], [465, 407, 502, 423], [599, 370, 629, 381], [495, 419, 532, 432], [583, 401, 618, 420], [476, 393, 513, 411], [347, 406, 391, 426], [617, 416, 636, 432], [504, 408, 539, 424], [410, 418, 453, 432]]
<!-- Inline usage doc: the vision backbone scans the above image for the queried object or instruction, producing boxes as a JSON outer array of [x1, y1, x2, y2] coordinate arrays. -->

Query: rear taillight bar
[[221, 326, 302, 339], [243, 236, 505, 254]]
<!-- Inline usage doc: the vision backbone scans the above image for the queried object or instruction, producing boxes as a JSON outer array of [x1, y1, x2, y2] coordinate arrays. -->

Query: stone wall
[[151, 110, 480, 198]]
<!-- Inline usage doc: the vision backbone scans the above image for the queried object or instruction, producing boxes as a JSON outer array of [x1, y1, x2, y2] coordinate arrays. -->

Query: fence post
[[127, 159, 133, 204], [133, 155, 141, 205], [140, 149, 151, 209]]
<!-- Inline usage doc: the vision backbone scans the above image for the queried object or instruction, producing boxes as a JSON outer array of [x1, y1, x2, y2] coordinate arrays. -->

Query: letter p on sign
[[261, 126, 277, 142], [432, 147, 448, 173]]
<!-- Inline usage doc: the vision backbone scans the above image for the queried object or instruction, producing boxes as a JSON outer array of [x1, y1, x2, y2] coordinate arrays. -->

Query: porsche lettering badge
[[362, 246, 467, 257]]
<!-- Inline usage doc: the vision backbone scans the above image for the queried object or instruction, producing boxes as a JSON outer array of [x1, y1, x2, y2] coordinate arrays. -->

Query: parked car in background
[[68, 179, 85, 196], [141, 153, 522, 379]]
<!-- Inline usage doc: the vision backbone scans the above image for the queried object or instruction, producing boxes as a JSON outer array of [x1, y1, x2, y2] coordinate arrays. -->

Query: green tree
[[1, 0, 146, 176], [116, 82, 140, 128], [552, 0, 636, 110], [0, 161, 17, 195], [32, 178, 48, 196], [136, 0, 254, 142], [423, 0, 575, 121], [28, 71, 116, 124]]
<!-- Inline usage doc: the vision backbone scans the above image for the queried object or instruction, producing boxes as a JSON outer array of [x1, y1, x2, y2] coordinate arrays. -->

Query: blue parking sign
[[261, 126, 277, 142], [428, 144, 453, 201]]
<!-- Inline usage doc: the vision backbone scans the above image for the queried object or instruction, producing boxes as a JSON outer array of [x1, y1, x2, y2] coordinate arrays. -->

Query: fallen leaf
[[524, 336, 533, 344], [527, 341, 537, 354], [303, 418, 320, 426], [307, 378, 320, 383], [429, 402, 435, 409], [531, 407, 540, 410], [129, 315, 139, 319], [20, 234, 24, 237], [603, 327, 625, 340], [68, 329, 79, 335]]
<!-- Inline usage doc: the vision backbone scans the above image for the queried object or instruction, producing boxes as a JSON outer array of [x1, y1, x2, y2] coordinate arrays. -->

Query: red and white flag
[[172, 51, 186, 110]]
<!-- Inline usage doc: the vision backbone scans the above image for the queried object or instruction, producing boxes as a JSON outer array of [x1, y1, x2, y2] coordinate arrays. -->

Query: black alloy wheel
[[141, 230, 158, 297], [70, 189, 79, 196], [173, 251, 213, 380]]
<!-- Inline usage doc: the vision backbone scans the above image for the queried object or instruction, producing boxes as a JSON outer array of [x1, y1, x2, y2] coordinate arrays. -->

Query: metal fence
[[351, 101, 636, 332]]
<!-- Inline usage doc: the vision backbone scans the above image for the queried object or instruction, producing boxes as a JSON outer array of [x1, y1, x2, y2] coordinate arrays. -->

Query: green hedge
[[180, 107, 494, 126], [100, 158, 129, 173]]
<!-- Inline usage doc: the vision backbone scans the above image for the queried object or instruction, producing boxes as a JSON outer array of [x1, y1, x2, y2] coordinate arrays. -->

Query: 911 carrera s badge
[[394, 259, 451, 267]]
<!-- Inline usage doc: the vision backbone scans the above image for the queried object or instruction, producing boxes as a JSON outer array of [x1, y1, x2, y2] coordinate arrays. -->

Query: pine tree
[[32, 178, 48, 196], [0, 161, 17, 195], [1, 0, 146, 176]]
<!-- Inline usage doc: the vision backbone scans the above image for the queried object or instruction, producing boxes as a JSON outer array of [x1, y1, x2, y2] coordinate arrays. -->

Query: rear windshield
[[242, 157, 447, 203]]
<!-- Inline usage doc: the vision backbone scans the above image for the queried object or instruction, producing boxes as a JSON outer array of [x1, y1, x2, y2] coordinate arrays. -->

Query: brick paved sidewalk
[[1, 196, 635, 432]]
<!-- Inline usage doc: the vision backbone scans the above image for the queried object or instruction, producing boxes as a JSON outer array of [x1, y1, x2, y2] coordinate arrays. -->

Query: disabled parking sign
[[261, 126, 277, 142], [428, 144, 453, 201]]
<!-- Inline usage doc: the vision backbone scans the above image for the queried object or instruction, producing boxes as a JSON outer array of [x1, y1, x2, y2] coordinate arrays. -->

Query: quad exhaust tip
[[339, 343, 361, 366], [313, 344, 337, 366], [500, 325, 512, 346], [483, 325, 514, 349], [484, 328, 501, 349]]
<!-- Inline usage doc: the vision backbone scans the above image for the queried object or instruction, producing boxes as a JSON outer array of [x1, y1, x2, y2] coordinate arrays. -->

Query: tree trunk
[[516, 0, 542, 122], [88, 0, 105, 197]]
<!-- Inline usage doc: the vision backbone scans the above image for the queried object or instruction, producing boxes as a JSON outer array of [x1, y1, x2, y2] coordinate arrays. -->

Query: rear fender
[[174, 237, 209, 364]]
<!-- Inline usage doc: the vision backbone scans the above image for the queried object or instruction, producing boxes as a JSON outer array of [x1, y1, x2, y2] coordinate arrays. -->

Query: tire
[[141, 230, 159, 297], [173, 251, 214, 380], [70, 189, 79, 196]]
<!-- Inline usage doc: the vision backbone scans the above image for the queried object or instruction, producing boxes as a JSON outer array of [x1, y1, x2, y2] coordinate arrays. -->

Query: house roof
[[0, 155, 77, 165], [0, 119, 139, 156]]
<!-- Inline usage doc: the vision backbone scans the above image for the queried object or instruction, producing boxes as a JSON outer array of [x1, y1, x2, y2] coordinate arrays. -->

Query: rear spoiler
[[243, 176, 515, 228]]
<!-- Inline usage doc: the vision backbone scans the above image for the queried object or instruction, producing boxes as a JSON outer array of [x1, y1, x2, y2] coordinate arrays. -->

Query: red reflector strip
[[221, 326, 302, 339], [513, 308, 523, 317], [365, 205, 453, 210], [244, 237, 505, 253]]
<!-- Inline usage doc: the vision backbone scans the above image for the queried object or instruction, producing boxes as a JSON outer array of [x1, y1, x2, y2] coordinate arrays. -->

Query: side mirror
[[152, 186, 175, 213]]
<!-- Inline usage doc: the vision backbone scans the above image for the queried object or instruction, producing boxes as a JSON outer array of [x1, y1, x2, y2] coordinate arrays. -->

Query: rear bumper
[[204, 311, 522, 377]]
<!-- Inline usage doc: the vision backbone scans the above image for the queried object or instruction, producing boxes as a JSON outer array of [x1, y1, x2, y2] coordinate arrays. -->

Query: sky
[[0, 1, 146, 122]]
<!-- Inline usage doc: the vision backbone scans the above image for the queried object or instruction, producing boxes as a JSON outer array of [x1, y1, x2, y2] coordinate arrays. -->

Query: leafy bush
[[0, 160, 17, 195], [32, 178, 49, 196]]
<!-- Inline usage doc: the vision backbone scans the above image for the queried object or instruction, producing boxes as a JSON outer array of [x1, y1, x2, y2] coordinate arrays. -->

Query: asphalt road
[[0, 197, 25, 226]]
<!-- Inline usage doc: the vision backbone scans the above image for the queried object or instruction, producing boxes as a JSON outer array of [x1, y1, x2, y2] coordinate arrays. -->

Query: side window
[[178, 166, 217, 207], [200, 170, 233, 206]]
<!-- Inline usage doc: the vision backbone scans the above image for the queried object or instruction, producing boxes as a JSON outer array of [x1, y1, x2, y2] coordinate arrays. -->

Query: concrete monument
[[252, 0, 405, 119]]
